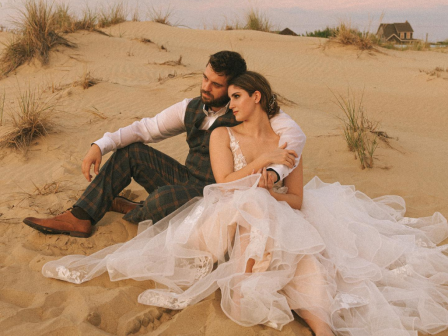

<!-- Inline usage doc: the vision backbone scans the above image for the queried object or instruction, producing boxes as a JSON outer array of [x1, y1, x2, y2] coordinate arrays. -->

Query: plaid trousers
[[74, 143, 206, 224]]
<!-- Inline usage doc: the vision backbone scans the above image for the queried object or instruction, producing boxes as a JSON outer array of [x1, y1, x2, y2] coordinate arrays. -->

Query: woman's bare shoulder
[[210, 127, 230, 144]]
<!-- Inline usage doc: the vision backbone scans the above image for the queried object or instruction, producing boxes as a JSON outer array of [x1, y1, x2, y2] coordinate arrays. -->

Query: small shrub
[[305, 27, 336, 38], [333, 89, 379, 169], [0, 87, 54, 150]]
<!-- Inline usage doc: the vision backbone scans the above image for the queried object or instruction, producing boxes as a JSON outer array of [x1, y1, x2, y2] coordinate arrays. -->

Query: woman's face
[[228, 85, 260, 121]]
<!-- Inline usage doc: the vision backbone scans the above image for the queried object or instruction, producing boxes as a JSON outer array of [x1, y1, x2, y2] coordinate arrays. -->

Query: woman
[[42, 72, 448, 336]]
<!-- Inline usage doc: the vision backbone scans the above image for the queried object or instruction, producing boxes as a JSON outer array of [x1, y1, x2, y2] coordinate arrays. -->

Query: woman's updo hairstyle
[[228, 71, 280, 119]]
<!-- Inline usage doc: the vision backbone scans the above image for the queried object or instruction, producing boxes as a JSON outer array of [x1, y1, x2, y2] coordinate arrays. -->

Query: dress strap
[[226, 127, 236, 142]]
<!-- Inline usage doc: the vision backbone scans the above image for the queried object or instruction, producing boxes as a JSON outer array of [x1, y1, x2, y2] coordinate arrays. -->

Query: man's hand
[[82, 144, 102, 182]]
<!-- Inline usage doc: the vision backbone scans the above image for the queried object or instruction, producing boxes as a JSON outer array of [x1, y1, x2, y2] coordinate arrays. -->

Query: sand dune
[[0, 22, 447, 335]]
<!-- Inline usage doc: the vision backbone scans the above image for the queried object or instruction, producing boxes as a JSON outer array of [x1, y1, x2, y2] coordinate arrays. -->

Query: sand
[[0, 21, 447, 335]]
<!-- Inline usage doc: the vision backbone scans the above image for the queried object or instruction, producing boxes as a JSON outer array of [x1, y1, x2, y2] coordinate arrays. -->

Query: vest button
[[202, 145, 206, 149]]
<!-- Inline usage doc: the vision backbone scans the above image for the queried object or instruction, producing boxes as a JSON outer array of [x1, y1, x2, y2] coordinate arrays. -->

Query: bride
[[43, 72, 448, 336]]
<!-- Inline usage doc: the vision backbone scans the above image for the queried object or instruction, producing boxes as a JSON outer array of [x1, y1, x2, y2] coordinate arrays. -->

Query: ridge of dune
[[0, 22, 447, 335]]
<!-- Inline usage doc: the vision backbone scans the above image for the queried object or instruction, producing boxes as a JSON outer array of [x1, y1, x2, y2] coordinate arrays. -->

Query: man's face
[[200, 64, 230, 108]]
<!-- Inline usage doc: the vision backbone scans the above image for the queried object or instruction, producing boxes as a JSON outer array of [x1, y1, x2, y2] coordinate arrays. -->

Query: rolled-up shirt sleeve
[[268, 110, 306, 181], [93, 99, 191, 155]]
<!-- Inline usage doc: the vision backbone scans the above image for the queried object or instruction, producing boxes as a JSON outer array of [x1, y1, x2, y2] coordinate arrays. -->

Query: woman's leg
[[285, 255, 335, 336]]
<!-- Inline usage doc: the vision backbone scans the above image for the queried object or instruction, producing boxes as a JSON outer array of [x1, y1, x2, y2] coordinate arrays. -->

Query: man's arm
[[93, 99, 191, 155], [268, 109, 306, 182], [82, 99, 191, 182]]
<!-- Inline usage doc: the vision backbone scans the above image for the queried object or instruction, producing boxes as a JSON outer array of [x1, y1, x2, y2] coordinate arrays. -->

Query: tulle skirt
[[42, 175, 448, 335]]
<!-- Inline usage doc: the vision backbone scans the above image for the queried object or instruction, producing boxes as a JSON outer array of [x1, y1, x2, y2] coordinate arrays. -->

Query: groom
[[23, 51, 306, 238]]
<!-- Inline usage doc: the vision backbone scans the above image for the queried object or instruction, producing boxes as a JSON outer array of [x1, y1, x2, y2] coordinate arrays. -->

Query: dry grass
[[420, 66, 448, 79], [332, 22, 378, 50], [223, 8, 273, 32], [97, 3, 127, 28], [75, 6, 99, 32], [147, 5, 177, 26], [244, 8, 272, 32], [84, 106, 107, 119], [158, 71, 178, 84], [159, 55, 184, 66], [32, 181, 60, 195], [132, 2, 140, 22], [54, 3, 126, 33], [0, 90, 5, 126], [333, 89, 380, 169], [0, 87, 54, 150], [74, 69, 100, 89], [0, 0, 76, 77], [134, 37, 153, 44]]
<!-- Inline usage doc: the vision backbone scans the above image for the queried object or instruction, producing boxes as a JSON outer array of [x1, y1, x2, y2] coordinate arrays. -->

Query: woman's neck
[[239, 109, 275, 138]]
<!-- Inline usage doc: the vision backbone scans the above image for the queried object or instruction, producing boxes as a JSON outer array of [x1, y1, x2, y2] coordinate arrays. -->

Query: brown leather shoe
[[110, 196, 139, 214], [23, 211, 92, 238]]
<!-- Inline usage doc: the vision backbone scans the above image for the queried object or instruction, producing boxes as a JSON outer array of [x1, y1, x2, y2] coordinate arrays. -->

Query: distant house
[[377, 21, 414, 43], [279, 28, 298, 36]]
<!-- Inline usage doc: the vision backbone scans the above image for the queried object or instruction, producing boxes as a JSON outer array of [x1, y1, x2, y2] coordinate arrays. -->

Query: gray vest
[[184, 97, 240, 184]]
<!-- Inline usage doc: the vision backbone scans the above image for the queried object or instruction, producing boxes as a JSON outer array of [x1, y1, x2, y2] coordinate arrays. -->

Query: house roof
[[394, 21, 414, 33], [279, 28, 298, 36], [377, 21, 414, 37]]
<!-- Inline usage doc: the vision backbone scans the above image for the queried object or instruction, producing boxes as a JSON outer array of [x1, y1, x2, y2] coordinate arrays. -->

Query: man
[[23, 51, 305, 238]]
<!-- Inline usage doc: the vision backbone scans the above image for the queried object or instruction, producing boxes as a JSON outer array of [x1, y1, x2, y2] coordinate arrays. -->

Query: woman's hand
[[253, 167, 275, 190], [261, 142, 298, 168]]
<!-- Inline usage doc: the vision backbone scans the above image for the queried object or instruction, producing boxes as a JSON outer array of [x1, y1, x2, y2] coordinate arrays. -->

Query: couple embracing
[[24, 51, 448, 336]]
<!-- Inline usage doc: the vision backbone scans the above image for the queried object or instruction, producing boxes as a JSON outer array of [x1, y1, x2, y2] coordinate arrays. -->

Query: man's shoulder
[[271, 109, 295, 124], [187, 96, 202, 105]]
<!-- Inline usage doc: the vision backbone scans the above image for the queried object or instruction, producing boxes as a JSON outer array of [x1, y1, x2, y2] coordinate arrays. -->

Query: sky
[[0, 0, 447, 42]]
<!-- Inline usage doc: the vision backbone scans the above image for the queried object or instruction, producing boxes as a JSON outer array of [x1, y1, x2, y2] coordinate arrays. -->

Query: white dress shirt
[[93, 98, 306, 181]]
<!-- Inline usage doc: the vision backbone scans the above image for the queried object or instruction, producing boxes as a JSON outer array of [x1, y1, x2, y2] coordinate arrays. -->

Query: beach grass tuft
[[223, 8, 273, 32], [97, 3, 127, 28], [0, 87, 54, 150], [75, 69, 100, 89], [244, 8, 272, 32], [147, 5, 177, 26], [333, 22, 377, 50], [0, 0, 76, 77], [333, 89, 379, 169]]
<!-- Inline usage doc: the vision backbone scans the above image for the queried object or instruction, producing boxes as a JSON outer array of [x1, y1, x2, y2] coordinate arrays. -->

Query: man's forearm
[[268, 111, 306, 181]]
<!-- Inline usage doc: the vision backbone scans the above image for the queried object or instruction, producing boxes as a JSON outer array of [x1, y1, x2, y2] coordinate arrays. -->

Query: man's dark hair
[[207, 51, 247, 82]]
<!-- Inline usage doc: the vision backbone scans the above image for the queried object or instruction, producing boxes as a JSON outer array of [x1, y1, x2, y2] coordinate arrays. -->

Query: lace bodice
[[226, 128, 287, 193], [227, 127, 248, 171]]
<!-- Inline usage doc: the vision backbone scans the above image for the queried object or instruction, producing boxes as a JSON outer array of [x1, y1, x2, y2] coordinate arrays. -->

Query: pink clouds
[[166, 0, 447, 12]]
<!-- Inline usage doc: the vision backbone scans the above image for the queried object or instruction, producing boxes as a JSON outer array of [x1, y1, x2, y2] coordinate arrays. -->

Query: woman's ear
[[253, 91, 261, 104]]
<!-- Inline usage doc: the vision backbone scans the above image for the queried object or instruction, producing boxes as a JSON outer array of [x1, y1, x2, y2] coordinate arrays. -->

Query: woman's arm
[[267, 157, 303, 210]]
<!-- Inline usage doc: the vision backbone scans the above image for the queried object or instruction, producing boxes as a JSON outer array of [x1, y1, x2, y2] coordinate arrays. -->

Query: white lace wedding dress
[[43, 128, 448, 335]]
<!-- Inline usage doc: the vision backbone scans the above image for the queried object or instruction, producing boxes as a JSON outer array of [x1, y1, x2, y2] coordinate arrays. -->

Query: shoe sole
[[23, 219, 91, 238]]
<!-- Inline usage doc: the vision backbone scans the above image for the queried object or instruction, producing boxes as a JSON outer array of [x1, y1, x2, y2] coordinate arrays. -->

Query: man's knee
[[154, 186, 201, 216]]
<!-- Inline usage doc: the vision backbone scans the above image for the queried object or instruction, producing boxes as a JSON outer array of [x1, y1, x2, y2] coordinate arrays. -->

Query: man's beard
[[200, 89, 230, 108]]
